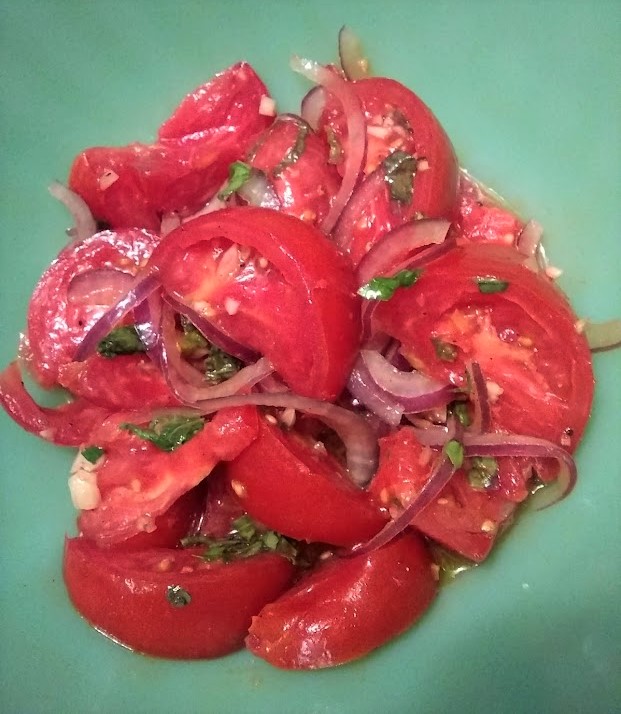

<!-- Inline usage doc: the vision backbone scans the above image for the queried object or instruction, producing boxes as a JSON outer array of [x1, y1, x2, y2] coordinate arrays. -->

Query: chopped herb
[[468, 456, 498, 490], [97, 325, 146, 358], [166, 585, 192, 608], [451, 401, 472, 428], [358, 268, 422, 301], [120, 415, 205, 452], [443, 439, 464, 468], [382, 149, 417, 203], [429, 542, 477, 583], [476, 277, 509, 294], [81, 445, 105, 464], [325, 126, 343, 164], [178, 317, 208, 356], [204, 345, 242, 384], [182, 515, 299, 564], [218, 161, 253, 200], [272, 121, 310, 176], [391, 108, 412, 132], [432, 337, 458, 362]]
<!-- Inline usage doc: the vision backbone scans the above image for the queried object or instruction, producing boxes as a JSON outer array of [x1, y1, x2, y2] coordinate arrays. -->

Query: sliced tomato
[[77, 406, 259, 544], [319, 77, 458, 264], [150, 207, 361, 400], [225, 415, 385, 547], [455, 171, 524, 245], [69, 63, 272, 230], [248, 115, 341, 225], [246, 531, 437, 669], [64, 538, 295, 659], [0, 362, 110, 446], [199, 466, 245, 538], [370, 428, 516, 561], [26, 228, 161, 388], [373, 244, 594, 472], [57, 354, 178, 410]]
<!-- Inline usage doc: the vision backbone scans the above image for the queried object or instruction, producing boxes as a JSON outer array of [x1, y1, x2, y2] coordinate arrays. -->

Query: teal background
[[1, 1, 619, 712]]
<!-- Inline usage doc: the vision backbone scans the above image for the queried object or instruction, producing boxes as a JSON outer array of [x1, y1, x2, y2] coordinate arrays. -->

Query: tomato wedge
[[319, 77, 458, 264], [77, 406, 259, 544], [225, 415, 385, 546], [64, 538, 295, 659], [246, 531, 437, 669], [150, 207, 361, 400]]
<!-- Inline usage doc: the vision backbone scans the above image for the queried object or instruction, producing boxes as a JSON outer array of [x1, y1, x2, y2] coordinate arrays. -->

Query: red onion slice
[[300, 86, 327, 130], [348, 451, 457, 557], [584, 319, 621, 352], [192, 392, 378, 486], [465, 361, 491, 434], [290, 56, 366, 234], [347, 364, 404, 427], [48, 181, 97, 243], [516, 219, 543, 258], [356, 218, 451, 285], [73, 271, 162, 361], [237, 170, 281, 211], [338, 26, 370, 81], [67, 269, 135, 307], [162, 293, 259, 364], [463, 433, 577, 510]]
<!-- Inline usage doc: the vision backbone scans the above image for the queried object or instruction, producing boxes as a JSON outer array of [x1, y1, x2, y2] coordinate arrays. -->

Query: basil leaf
[[468, 456, 498, 490], [382, 150, 417, 203], [432, 337, 458, 362], [272, 121, 310, 176], [451, 401, 472, 428], [476, 277, 509, 294], [81, 446, 105, 464], [97, 325, 146, 358], [120, 415, 205, 452], [204, 345, 242, 384], [358, 268, 422, 301], [218, 161, 253, 200], [443, 439, 464, 468]]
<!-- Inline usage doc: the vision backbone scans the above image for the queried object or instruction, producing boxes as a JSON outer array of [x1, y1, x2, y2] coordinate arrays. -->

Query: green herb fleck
[[476, 277, 509, 294], [218, 161, 253, 200], [272, 121, 310, 176], [182, 515, 299, 564], [204, 345, 242, 384], [429, 542, 477, 583], [432, 337, 458, 362], [451, 401, 472, 428], [325, 126, 343, 164], [178, 318, 208, 356], [97, 325, 146, 358], [358, 269, 422, 301], [120, 415, 205, 452], [81, 445, 105, 464], [382, 149, 417, 203], [468, 456, 498, 490], [166, 585, 191, 608], [443, 439, 464, 468]]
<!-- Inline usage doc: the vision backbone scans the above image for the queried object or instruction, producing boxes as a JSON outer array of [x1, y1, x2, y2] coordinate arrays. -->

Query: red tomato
[[69, 63, 272, 230], [77, 406, 259, 545], [373, 243, 594, 497], [199, 466, 245, 538], [319, 77, 458, 264], [26, 228, 160, 388], [225, 415, 385, 546], [64, 538, 295, 659], [57, 354, 178, 410], [246, 532, 437, 669], [0, 362, 110, 447], [150, 207, 361, 400], [370, 428, 516, 561], [248, 116, 341, 225], [455, 171, 524, 245]]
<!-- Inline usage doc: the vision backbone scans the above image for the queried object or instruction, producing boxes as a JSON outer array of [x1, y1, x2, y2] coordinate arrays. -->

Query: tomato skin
[[57, 354, 178, 410], [64, 538, 295, 659], [248, 116, 341, 225], [77, 406, 259, 545], [373, 244, 594, 450], [26, 228, 160, 389], [151, 207, 361, 400], [319, 77, 458, 264], [370, 428, 515, 561], [225, 416, 385, 547], [246, 532, 437, 669], [0, 362, 110, 446]]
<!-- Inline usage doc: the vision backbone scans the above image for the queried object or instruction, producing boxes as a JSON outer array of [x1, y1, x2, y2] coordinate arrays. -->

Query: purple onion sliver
[[347, 364, 403, 427], [300, 86, 326, 130], [465, 361, 491, 435], [73, 271, 162, 361]]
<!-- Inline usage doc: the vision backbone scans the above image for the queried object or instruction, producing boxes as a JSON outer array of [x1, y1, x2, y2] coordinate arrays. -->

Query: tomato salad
[[1, 28, 615, 669]]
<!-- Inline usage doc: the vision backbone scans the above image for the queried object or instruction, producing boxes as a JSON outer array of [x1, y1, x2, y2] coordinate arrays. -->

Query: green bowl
[[1, 2, 619, 712]]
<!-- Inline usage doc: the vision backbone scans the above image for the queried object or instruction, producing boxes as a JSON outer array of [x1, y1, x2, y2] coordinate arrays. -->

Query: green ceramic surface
[[1, 2, 619, 712]]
